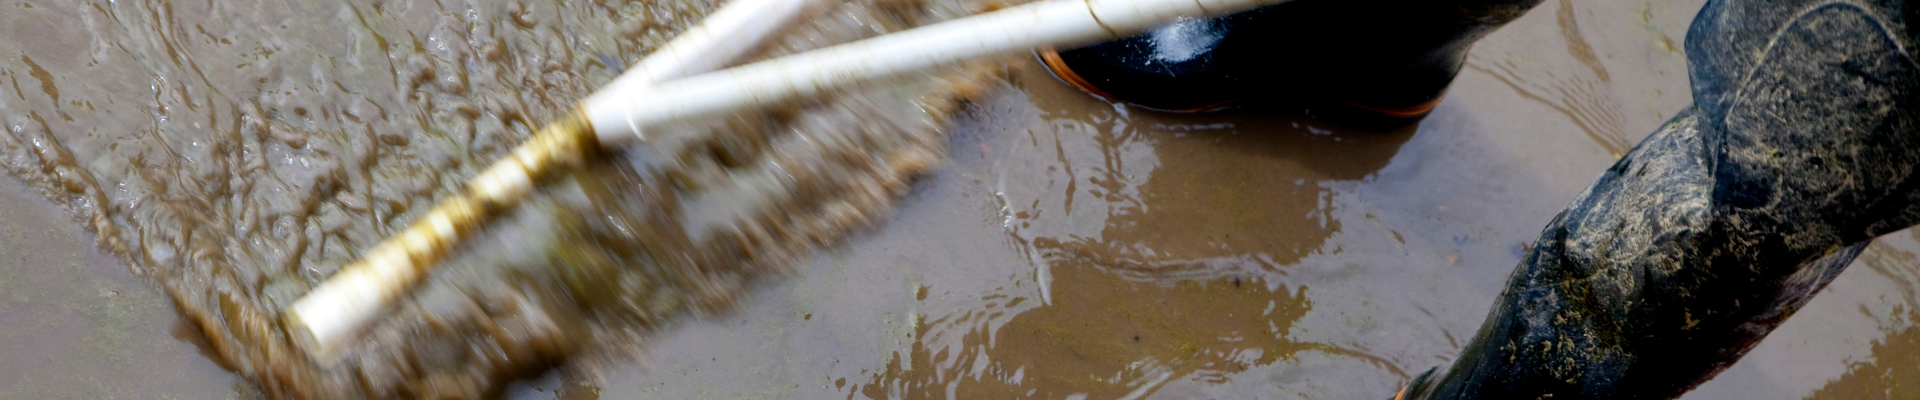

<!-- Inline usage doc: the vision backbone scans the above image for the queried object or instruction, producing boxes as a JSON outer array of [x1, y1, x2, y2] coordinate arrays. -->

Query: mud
[[0, 0, 1915, 399], [0, 0, 1002, 397]]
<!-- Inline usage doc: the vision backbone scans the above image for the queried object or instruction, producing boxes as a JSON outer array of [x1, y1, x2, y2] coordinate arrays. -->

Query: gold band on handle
[[284, 108, 598, 361]]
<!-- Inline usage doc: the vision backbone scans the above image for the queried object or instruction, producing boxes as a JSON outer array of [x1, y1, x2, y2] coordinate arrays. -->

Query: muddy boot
[[1040, 0, 1544, 120], [1398, 1, 1920, 399]]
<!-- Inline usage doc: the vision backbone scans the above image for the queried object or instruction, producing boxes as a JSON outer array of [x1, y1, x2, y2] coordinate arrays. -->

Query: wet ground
[[2, 0, 1917, 398], [0, 175, 256, 399]]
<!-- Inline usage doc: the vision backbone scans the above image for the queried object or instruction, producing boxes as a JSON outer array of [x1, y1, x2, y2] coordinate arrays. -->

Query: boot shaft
[[1405, 1, 1920, 398]]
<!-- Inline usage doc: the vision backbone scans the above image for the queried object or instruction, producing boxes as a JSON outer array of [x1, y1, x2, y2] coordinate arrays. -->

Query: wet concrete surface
[[1, 0, 1917, 398], [0, 176, 259, 399]]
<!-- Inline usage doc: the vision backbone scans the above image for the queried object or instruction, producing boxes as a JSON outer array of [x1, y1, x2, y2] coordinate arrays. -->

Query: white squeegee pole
[[604, 0, 824, 91], [584, 0, 1286, 144], [280, 0, 818, 361]]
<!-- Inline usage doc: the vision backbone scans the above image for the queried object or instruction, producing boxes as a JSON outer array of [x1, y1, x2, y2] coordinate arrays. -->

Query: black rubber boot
[[1041, 17, 1245, 111], [1041, 0, 1545, 118], [1398, 1, 1920, 399]]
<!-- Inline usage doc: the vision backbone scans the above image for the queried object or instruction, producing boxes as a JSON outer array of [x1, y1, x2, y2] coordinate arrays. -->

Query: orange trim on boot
[[1037, 48, 1238, 113], [1039, 47, 1118, 100], [1329, 94, 1446, 119]]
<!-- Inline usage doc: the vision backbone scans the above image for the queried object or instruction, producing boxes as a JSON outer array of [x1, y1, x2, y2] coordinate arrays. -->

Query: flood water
[[2, 0, 1917, 399]]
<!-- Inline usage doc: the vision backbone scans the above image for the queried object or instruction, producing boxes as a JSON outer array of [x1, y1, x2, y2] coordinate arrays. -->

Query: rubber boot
[[1040, 0, 1544, 120], [1398, 1, 1920, 399], [1040, 17, 1245, 111]]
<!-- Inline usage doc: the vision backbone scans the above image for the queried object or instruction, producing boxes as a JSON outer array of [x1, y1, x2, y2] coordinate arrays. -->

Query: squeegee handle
[[605, 0, 820, 91], [280, 0, 823, 361], [585, 0, 1289, 144]]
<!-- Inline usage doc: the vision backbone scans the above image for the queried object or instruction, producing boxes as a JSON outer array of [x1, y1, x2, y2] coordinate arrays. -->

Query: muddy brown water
[[0, 0, 1916, 399]]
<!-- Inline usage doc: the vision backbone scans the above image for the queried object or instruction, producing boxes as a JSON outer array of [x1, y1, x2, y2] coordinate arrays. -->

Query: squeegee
[[284, 0, 1288, 361]]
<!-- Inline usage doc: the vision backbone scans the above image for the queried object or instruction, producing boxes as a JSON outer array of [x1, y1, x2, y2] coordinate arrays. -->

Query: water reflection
[[990, 64, 1416, 300], [1804, 234, 1920, 400], [863, 271, 1308, 399], [1808, 318, 1919, 399], [855, 64, 1417, 398]]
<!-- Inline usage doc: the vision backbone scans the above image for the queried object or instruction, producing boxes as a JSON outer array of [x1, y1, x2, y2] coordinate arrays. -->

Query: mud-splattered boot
[[1397, 1, 1920, 399], [1040, 0, 1544, 120]]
